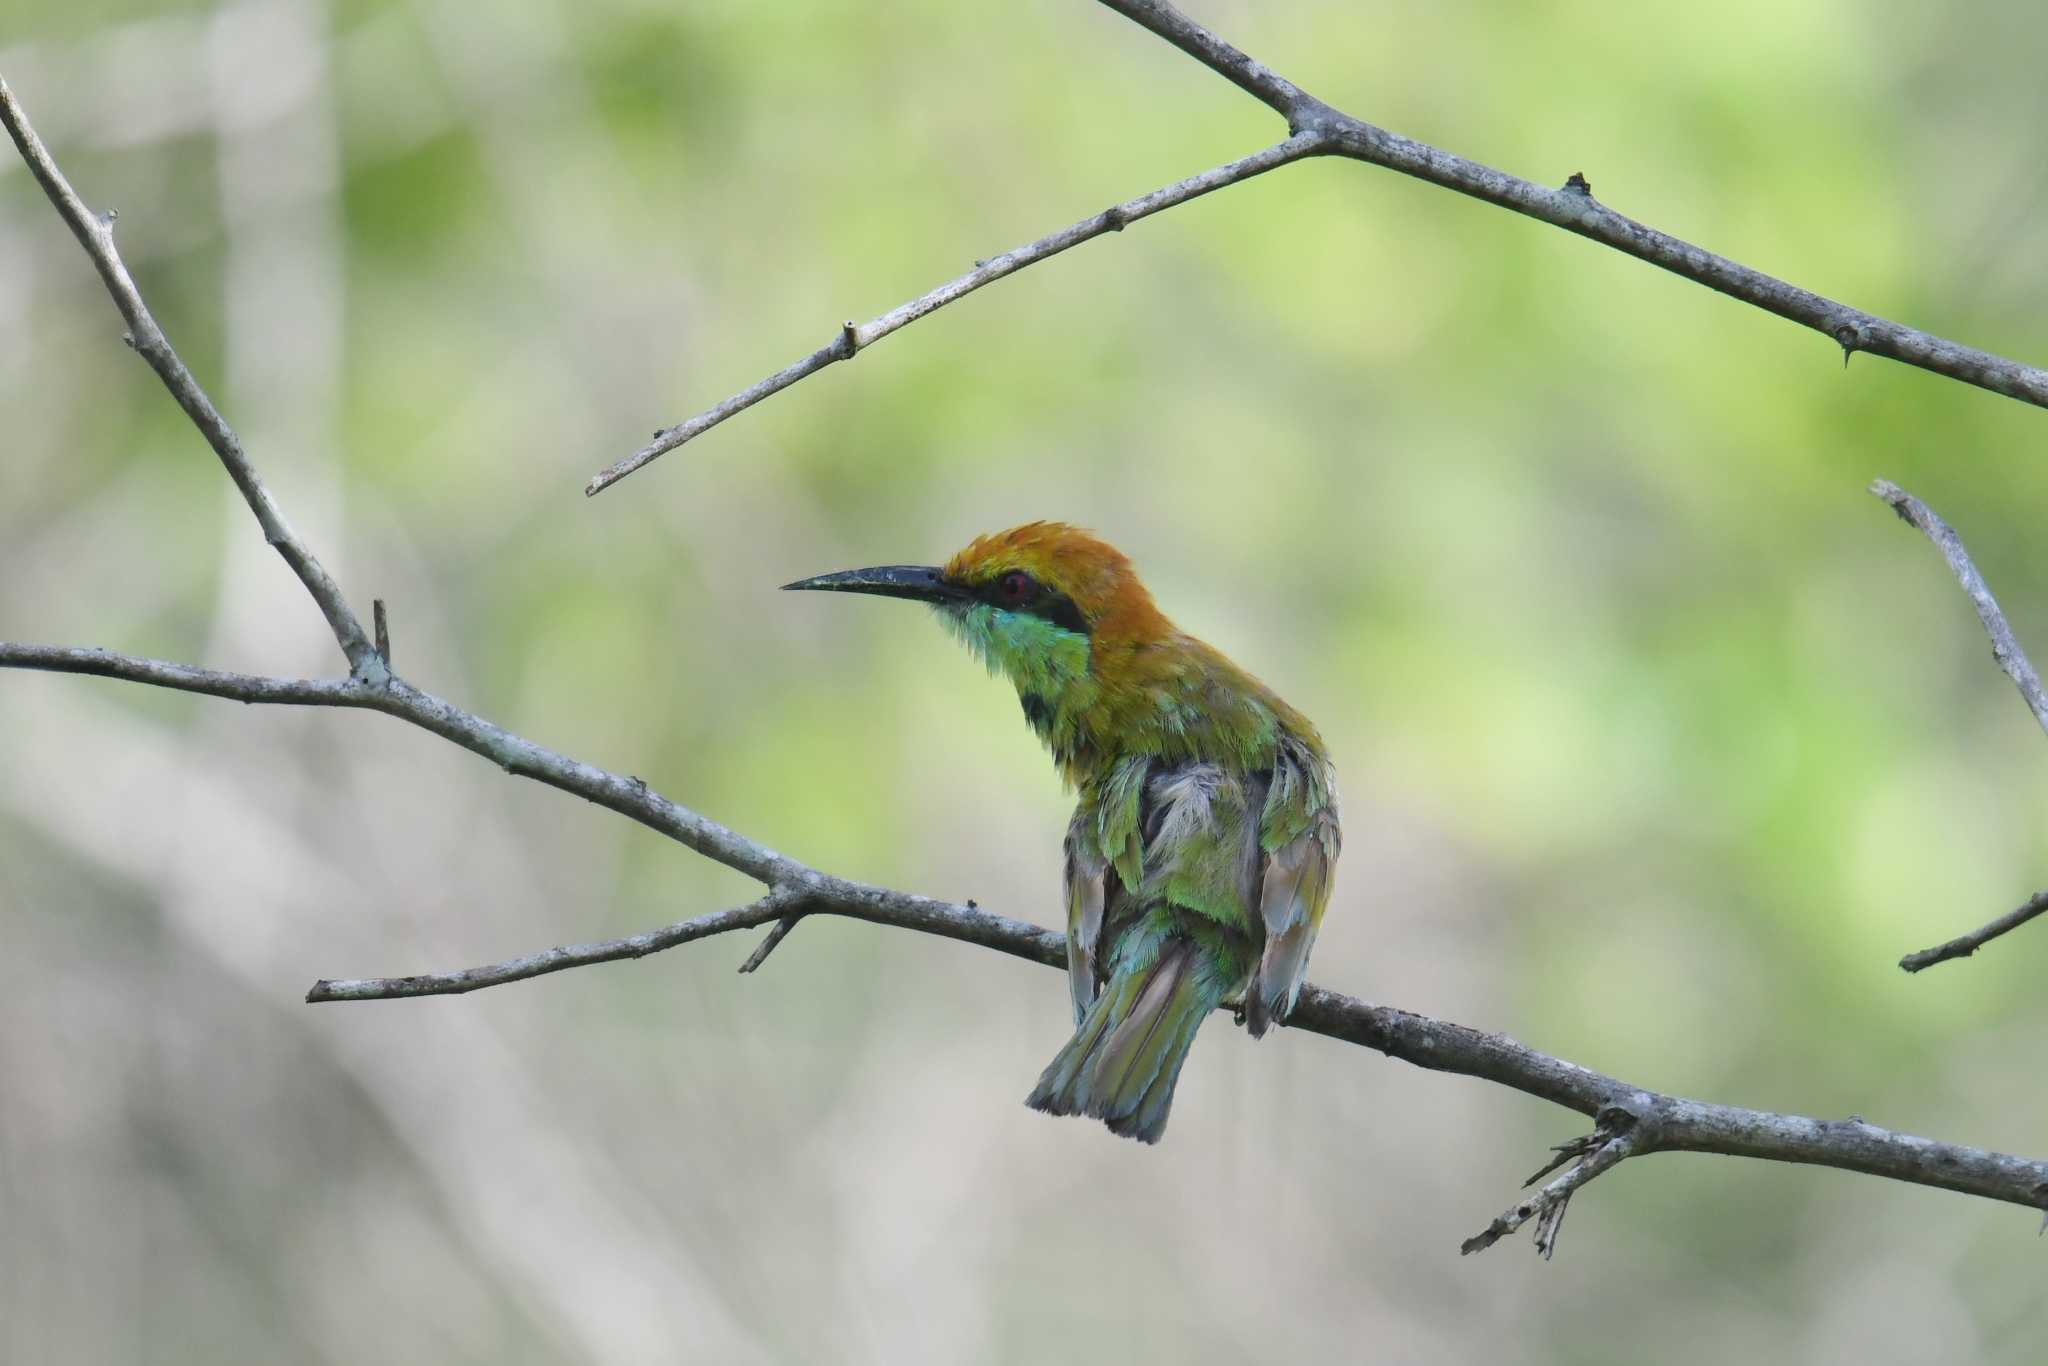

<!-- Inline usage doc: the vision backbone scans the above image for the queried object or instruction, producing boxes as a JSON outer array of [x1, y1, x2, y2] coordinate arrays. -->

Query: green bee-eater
[[786, 523, 1340, 1142]]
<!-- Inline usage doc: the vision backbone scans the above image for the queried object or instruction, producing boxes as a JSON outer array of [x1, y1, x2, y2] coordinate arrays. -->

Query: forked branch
[[589, 0, 2048, 494], [0, 77, 377, 673], [1872, 480, 2048, 972], [1461, 1109, 1644, 1259]]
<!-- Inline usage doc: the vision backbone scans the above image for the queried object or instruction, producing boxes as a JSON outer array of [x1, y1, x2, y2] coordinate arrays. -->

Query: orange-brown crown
[[943, 522, 1171, 641]]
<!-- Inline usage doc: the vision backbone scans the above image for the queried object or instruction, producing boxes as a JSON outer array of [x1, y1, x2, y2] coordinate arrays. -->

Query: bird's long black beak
[[780, 564, 964, 604]]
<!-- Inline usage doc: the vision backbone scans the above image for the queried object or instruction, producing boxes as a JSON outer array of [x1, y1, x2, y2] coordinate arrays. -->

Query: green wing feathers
[[1247, 737, 1340, 1037], [1062, 827, 1107, 1024], [1245, 806, 1339, 1037]]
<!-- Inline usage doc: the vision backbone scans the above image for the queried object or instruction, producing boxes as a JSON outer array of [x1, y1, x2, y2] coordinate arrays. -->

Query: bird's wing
[[1062, 818, 1108, 1024], [1246, 743, 1340, 1038], [1063, 753, 1155, 1023]]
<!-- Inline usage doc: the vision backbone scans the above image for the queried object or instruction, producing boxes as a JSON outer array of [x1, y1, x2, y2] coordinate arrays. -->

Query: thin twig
[[737, 915, 803, 974], [590, 0, 2048, 495], [1870, 480, 2048, 971], [1461, 1111, 1645, 1257], [1900, 891, 2048, 973], [0, 76, 378, 674], [584, 132, 1327, 494], [1097, 0, 1332, 127], [1871, 480, 2048, 736], [373, 599, 391, 667], [308, 890, 803, 1001], [0, 644, 371, 707]]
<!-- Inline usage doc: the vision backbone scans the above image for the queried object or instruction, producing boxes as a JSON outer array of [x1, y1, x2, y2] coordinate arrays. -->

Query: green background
[[3, 1, 2046, 1361]]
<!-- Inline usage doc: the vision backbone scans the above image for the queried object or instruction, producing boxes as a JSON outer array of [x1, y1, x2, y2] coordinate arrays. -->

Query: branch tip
[[1463, 1118, 1641, 1259], [0, 76, 375, 665], [1873, 485, 2048, 969], [738, 913, 803, 973], [592, 135, 1320, 491]]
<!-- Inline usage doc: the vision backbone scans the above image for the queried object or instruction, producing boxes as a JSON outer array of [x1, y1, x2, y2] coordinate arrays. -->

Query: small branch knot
[[838, 320, 861, 357], [1563, 171, 1593, 196], [1101, 205, 1128, 232], [1594, 1099, 1647, 1134]]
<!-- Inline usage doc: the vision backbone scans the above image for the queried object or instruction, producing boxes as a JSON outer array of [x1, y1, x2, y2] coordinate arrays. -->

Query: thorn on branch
[[1835, 322, 1866, 368], [1563, 171, 1593, 196]]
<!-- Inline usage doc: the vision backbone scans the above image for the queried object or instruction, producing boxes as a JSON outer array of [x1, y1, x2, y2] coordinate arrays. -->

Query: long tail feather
[[1024, 931, 1229, 1144]]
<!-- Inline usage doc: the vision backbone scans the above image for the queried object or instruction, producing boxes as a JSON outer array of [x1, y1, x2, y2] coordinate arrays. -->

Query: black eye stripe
[[974, 573, 1089, 635], [1036, 594, 1089, 635]]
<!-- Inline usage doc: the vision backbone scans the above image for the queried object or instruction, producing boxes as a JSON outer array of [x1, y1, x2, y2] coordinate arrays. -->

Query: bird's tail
[[1024, 921, 1235, 1144]]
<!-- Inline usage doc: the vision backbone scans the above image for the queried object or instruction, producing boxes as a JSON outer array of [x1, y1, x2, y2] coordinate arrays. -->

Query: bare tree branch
[[0, 644, 368, 707], [309, 890, 808, 1001], [1871, 480, 2048, 737], [15, 635, 2048, 1249], [591, 0, 2048, 495], [1871, 479, 2048, 971], [7, 54, 2048, 1261], [1097, 0, 1333, 126], [1900, 891, 2048, 974], [297, 835, 2048, 1241], [1100, 1, 2048, 406], [0, 76, 378, 674], [584, 133, 1326, 495]]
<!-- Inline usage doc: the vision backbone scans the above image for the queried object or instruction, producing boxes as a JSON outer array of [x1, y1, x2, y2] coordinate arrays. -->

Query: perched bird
[[785, 523, 1339, 1143]]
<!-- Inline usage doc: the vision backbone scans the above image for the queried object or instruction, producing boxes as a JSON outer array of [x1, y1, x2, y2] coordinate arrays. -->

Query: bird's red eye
[[997, 570, 1034, 604]]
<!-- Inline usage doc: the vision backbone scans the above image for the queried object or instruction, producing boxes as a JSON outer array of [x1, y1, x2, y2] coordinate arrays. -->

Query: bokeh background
[[4, 1, 2048, 1361]]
